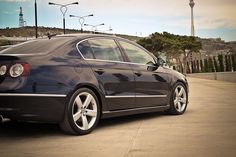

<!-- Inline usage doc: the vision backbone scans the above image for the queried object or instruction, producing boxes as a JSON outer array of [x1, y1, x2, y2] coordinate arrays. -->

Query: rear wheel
[[60, 88, 100, 135], [166, 82, 188, 115]]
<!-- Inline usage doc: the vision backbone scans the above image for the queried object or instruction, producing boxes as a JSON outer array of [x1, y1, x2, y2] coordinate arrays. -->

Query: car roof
[[0, 33, 138, 56], [55, 33, 125, 41]]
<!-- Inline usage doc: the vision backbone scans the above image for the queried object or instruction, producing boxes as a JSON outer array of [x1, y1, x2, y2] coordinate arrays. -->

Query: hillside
[[1, 27, 235, 56], [0, 26, 83, 37], [0, 26, 142, 46]]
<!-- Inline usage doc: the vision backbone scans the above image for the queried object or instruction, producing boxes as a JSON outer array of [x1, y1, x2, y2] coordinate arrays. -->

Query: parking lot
[[0, 77, 236, 157]]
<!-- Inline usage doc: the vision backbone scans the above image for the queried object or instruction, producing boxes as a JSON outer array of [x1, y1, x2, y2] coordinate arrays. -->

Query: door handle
[[94, 69, 104, 75], [134, 72, 142, 77]]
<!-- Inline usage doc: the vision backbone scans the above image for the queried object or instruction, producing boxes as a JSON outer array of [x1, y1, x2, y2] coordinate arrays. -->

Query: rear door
[[117, 39, 169, 108], [77, 38, 135, 111]]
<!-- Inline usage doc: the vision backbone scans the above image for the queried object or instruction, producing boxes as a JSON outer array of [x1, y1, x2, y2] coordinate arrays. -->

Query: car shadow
[[0, 121, 64, 138], [97, 111, 166, 130], [0, 111, 171, 138]]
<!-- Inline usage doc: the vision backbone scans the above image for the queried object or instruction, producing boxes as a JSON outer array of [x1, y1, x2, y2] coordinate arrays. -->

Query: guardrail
[[0, 45, 12, 51], [0, 37, 34, 41], [187, 72, 236, 83]]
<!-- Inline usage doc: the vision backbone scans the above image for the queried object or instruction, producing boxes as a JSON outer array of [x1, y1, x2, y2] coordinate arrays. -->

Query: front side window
[[119, 40, 155, 65]]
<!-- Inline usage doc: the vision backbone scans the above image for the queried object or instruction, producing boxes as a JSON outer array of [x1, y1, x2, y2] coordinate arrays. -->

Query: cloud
[[66, 0, 236, 30], [195, 1, 236, 29], [0, 10, 18, 15], [1, 11, 10, 14], [1, 0, 235, 31]]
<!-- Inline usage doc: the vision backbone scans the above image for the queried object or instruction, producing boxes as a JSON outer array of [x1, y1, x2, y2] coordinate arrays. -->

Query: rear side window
[[79, 38, 123, 61], [78, 41, 94, 59]]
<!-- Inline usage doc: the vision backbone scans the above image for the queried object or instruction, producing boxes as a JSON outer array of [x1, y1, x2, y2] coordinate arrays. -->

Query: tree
[[225, 55, 230, 71], [213, 56, 219, 72], [204, 59, 209, 72], [196, 60, 200, 73], [208, 57, 214, 72], [232, 54, 236, 71], [218, 54, 224, 72], [187, 61, 190, 73], [138, 32, 202, 74], [200, 59, 204, 72]]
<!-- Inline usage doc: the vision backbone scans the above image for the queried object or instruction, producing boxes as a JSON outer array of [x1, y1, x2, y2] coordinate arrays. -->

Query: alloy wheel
[[72, 92, 98, 130], [173, 85, 187, 112]]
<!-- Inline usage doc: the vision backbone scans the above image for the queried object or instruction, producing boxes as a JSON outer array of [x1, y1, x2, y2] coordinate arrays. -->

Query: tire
[[166, 82, 188, 115], [60, 88, 101, 135]]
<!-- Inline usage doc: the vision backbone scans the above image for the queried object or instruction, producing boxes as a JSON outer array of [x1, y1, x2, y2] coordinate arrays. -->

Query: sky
[[0, 0, 236, 41]]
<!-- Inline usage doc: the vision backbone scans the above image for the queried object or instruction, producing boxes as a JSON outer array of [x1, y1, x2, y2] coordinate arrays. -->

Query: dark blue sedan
[[0, 34, 188, 135]]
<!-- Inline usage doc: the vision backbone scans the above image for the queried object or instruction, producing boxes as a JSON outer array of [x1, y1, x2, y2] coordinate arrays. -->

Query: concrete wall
[[187, 72, 236, 83]]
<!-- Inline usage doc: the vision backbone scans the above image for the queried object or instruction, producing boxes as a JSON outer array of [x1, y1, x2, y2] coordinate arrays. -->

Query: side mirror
[[147, 61, 158, 71], [157, 57, 166, 67]]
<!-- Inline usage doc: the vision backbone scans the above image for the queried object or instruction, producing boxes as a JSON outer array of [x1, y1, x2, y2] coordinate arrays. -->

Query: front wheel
[[166, 82, 188, 115], [60, 88, 100, 135]]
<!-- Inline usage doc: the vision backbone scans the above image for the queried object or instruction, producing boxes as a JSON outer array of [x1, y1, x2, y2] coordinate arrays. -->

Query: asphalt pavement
[[0, 77, 236, 157]]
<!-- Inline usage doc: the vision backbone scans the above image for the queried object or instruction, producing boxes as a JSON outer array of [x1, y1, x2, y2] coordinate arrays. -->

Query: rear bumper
[[0, 93, 67, 123]]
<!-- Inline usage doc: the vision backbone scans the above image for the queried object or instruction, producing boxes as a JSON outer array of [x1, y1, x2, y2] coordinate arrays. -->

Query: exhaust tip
[[0, 115, 4, 123]]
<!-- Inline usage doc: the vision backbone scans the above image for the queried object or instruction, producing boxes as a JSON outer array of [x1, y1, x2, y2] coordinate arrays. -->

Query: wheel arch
[[170, 74, 188, 92], [174, 79, 189, 104], [166, 79, 188, 115], [168, 78, 188, 103], [67, 83, 108, 116], [176, 79, 188, 89]]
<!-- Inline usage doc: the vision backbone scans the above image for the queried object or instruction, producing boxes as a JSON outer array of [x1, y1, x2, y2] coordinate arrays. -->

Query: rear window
[[0, 37, 74, 54]]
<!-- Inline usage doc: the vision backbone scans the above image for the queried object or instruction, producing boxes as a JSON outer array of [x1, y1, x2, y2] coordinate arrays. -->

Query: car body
[[0, 34, 188, 135]]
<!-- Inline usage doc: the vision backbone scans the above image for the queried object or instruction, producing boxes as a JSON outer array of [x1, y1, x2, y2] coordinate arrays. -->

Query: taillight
[[10, 64, 24, 77], [0, 63, 30, 78]]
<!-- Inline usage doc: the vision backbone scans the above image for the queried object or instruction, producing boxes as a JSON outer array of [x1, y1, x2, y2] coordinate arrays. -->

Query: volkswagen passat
[[0, 34, 188, 135]]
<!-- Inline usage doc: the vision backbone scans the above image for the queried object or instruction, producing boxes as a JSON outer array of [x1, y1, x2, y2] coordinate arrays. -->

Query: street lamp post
[[48, 1, 78, 34], [35, 0, 38, 38], [84, 23, 105, 33], [69, 14, 93, 33], [23, 21, 27, 27], [104, 26, 113, 33], [96, 28, 113, 34]]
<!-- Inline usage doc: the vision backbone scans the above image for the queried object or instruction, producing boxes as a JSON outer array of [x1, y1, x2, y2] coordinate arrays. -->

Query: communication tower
[[19, 6, 24, 27], [189, 0, 195, 36]]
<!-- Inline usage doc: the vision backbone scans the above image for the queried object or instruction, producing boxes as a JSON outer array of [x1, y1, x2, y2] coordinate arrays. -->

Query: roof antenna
[[47, 33, 57, 39]]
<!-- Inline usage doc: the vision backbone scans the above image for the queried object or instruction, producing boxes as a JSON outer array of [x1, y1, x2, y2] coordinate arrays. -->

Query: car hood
[[161, 66, 187, 81]]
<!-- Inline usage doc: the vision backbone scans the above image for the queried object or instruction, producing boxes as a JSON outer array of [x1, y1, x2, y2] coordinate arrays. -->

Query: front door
[[117, 40, 169, 108]]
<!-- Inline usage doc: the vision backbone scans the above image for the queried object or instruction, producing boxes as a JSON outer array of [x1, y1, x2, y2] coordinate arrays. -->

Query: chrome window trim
[[0, 93, 67, 97], [75, 37, 154, 66], [84, 58, 148, 66], [105, 95, 167, 98], [0, 53, 47, 56], [76, 37, 122, 60]]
